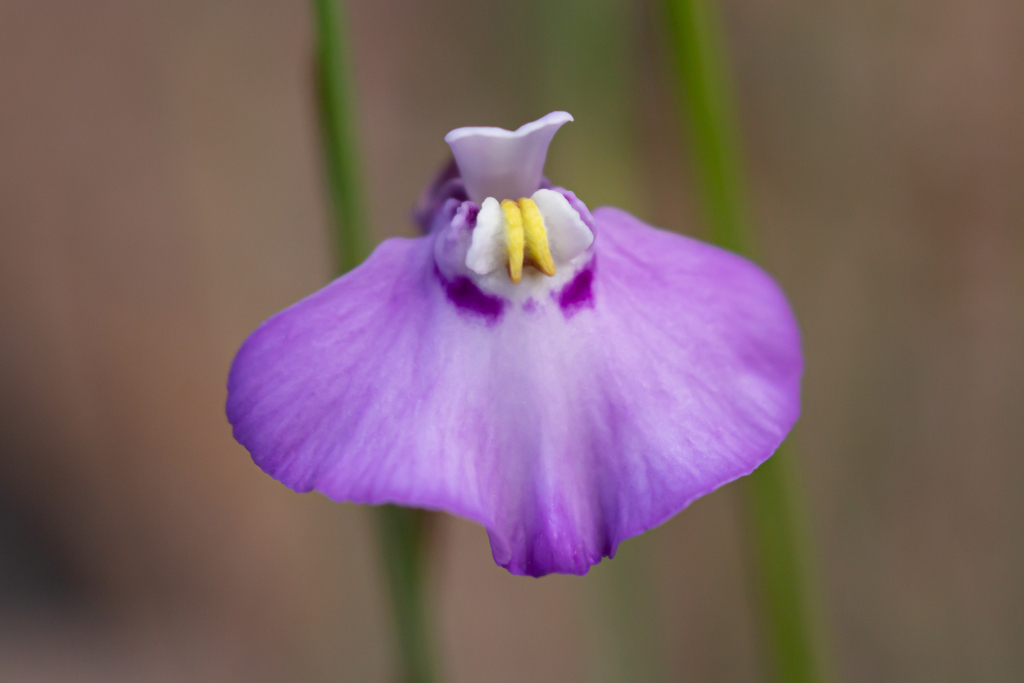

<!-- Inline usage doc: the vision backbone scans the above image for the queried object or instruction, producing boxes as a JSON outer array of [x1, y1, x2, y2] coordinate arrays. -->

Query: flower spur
[[227, 112, 803, 577]]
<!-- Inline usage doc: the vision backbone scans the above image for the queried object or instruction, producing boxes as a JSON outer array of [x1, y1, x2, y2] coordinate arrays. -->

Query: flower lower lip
[[227, 203, 801, 577]]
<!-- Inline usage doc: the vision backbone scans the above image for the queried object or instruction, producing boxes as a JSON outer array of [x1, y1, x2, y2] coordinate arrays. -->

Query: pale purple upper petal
[[445, 111, 573, 204], [227, 204, 802, 576]]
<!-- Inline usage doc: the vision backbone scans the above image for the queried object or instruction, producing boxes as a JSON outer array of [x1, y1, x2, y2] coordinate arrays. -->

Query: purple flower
[[227, 112, 802, 577]]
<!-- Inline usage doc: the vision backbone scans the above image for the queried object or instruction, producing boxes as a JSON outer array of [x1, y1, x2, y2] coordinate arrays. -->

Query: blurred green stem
[[314, 0, 368, 271], [377, 506, 437, 683], [663, 0, 747, 251], [663, 0, 830, 681], [745, 444, 829, 683], [313, 2, 436, 681]]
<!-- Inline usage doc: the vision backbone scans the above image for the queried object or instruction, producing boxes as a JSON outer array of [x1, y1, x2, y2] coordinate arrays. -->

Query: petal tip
[[443, 110, 573, 145]]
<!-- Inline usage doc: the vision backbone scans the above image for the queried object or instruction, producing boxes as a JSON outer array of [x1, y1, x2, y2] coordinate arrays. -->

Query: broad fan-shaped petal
[[227, 207, 801, 576]]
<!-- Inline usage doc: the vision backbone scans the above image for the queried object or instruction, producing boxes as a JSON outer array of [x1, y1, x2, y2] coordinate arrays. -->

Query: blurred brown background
[[0, 0, 1021, 681]]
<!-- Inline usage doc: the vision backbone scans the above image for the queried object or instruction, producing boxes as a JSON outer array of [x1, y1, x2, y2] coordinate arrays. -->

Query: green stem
[[663, 0, 748, 254], [745, 444, 830, 683], [377, 506, 437, 683], [662, 0, 830, 681], [314, 0, 369, 273], [312, 2, 437, 681]]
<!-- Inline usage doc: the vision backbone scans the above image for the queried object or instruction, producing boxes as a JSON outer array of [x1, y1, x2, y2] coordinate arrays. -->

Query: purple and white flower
[[227, 112, 803, 577]]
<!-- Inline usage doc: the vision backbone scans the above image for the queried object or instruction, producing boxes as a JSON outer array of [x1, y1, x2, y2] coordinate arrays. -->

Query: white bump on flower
[[465, 198, 507, 276], [532, 189, 594, 264]]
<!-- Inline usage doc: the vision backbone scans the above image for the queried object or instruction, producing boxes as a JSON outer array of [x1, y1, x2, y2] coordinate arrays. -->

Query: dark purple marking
[[435, 266, 505, 323], [555, 258, 596, 318]]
